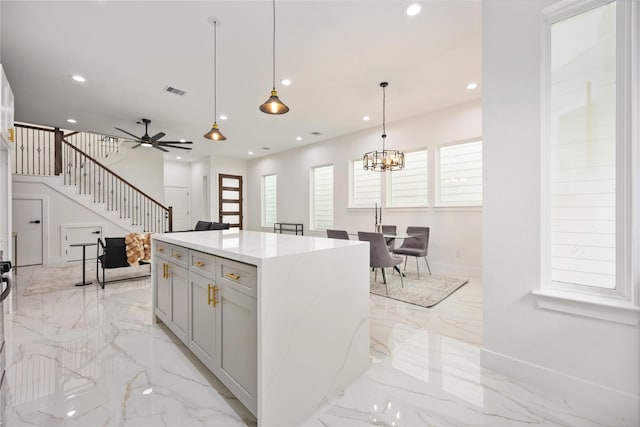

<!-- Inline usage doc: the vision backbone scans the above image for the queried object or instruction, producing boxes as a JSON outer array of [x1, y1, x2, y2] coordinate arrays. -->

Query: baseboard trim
[[481, 348, 639, 425]]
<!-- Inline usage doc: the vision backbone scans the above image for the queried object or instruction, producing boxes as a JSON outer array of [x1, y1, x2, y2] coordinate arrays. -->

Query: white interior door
[[62, 225, 103, 262], [165, 187, 190, 231], [12, 198, 43, 266]]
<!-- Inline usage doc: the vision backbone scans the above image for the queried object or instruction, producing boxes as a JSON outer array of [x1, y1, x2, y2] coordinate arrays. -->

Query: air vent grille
[[164, 86, 186, 96]]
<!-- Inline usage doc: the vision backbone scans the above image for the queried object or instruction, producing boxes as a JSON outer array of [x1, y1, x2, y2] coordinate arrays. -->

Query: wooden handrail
[[62, 138, 169, 210], [15, 122, 56, 132]]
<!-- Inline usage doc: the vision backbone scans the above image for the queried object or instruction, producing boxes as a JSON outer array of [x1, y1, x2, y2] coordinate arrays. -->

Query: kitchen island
[[152, 229, 370, 426]]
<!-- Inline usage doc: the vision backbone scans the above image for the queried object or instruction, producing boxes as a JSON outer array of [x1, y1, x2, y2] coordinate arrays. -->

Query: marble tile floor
[[0, 265, 626, 426]]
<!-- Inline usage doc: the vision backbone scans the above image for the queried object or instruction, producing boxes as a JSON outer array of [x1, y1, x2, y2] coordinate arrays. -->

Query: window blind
[[352, 159, 380, 207], [262, 174, 277, 227], [438, 141, 482, 206], [312, 165, 334, 230], [388, 149, 428, 206]]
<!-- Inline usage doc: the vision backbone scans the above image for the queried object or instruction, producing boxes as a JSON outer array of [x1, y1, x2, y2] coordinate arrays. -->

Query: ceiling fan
[[114, 118, 193, 152]]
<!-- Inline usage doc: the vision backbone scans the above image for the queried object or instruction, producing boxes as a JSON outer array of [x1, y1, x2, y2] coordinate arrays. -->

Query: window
[[262, 174, 277, 227], [388, 149, 428, 207], [311, 165, 333, 230], [438, 141, 482, 206], [537, 0, 638, 321], [351, 159, 380, 208]]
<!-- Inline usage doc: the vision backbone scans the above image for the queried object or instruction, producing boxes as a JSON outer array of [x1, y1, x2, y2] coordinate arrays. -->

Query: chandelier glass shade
[[204, 18, 226, 141], [363, 82, 404, 172]]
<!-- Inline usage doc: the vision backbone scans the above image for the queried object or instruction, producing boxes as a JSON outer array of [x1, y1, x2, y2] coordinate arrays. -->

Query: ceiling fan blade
[[159, 144, 192, 150], [158, 141, 193, 145], [131, 143, 142, 149], [154, 146, 169, 152], [114, 127, 142, 141], [150, 132, 166, 142]]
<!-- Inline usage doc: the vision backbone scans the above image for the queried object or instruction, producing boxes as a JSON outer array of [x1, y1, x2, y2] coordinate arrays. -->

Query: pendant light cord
[[381, 84, 387, 152], [272, 0, 276, 90], [214, 20, 218, 122]]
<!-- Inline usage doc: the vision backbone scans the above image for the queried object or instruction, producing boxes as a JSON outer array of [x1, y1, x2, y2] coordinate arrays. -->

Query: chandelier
[[363, 82, 404, 172]]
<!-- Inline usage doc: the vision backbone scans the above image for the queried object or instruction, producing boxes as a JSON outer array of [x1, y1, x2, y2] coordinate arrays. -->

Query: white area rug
[[23, 261, 151, 296], [370, 271, 468, 308]]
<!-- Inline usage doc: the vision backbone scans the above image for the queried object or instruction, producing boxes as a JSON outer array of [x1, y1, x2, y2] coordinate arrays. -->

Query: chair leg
[[404, 256, 408, 270], [374, 268, 378, 282], [381, 268, 387, 285], [101, 265, 106, 289], [424, 256, 432, 275], [399, 267, 404, 288], [416, 256, 420, 279]]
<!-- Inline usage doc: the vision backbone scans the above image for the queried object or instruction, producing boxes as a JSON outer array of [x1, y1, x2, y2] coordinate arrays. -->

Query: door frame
[[164, 186, 191, 232], [218, 174, 243, 229], [12, 194, 49, 266]]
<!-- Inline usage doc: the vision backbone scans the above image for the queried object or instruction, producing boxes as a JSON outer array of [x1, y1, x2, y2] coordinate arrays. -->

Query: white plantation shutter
[[352, 159, 380, 207], [388, 150, 428, 207], [312, 165, 333, 230], [262, 174, 277, 227], [438, 141, 482, 206], [549, 1, 616, 289]]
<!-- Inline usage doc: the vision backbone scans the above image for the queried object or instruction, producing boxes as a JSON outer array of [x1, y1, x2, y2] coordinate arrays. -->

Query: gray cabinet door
[[188, 271, 217, 372], [215, 284, 257, 415], [154, 258, 170, 322], [169, 262, 189, 344]]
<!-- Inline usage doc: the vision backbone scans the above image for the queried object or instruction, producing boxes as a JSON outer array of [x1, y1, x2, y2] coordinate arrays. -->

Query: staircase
[[12, 123, 172, 233]]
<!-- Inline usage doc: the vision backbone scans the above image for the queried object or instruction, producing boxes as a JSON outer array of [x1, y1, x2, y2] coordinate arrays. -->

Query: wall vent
[[164, 86, 186, 96]]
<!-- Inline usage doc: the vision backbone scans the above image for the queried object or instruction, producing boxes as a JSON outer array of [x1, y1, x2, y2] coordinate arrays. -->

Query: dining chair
[[381, 224, 396, 251], [392, 226, 431, 278], [358, 232, 404, 295], [327, 229, 350, 240]]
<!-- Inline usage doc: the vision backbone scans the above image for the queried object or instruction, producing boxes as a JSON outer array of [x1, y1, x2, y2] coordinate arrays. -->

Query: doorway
[[12, 198, 43, 266], [164, 187, 190, 232], [218, 174, 243, 229]]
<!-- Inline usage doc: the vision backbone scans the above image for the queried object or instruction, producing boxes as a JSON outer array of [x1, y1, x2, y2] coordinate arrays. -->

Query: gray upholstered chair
[[327, 229, 350, 240], [393, 226, 431, 278], [381, 224, 396, 251], [358, 231, 404, 295]]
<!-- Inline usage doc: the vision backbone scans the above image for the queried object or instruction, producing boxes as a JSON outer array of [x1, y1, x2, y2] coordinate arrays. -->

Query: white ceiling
[[0, 0, 481, 161]]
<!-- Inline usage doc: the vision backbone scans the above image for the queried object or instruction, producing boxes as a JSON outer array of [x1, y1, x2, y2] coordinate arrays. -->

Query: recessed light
[[71, 75, 85, 83], [67, 119, 77, 124], [179, 139, 186, 142], [405, 2, 422, 16], [248, 151, 254, 155], [296, 136, 302, 141], [176, 156, 182, 160], [281, 79, 291, 86], [142, 388, 153, 395], [219, 115, 227, 120], [466, 82, 478, 90], [67, 410, 76, 417], [362, 116, 370, 121]]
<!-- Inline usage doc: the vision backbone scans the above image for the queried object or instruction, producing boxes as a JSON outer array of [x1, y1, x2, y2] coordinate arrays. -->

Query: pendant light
[[259, 0, 289, 114], [204, 18, 226, 140], [363, 82, 405, 172]]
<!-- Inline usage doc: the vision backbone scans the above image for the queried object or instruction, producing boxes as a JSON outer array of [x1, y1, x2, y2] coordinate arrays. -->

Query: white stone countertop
[[153, 229, 366, 266]]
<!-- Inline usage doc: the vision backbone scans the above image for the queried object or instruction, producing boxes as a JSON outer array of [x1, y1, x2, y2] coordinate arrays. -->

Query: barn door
[[218, 174, 243, 229]]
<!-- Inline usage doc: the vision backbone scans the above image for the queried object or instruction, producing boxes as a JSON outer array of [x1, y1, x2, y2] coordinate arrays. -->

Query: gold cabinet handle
[[225, 272, 241, 281], [158, 247, 165, 253], [162, 263, 167, 279], [208, 284, 214, 306], [194, 261, 206, 268], [165, 263, 170, 278], [174, 253, 182, 259], [213, 285, 219, 307]]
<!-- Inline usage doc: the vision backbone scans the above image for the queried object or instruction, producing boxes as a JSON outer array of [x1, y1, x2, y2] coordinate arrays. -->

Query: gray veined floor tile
[[1, 266, 622, 426]]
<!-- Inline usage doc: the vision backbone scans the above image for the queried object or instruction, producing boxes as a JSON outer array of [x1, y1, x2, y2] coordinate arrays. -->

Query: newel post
[[54, 127, 63, 175]]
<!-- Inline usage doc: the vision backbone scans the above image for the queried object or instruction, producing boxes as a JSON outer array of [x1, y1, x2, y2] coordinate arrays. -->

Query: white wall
[[100, 144, 165, 204], [247, 100, 482, 277], [482, 0, 639, 422], [12, 179, 132, 264], [164, 159, 190, 188]]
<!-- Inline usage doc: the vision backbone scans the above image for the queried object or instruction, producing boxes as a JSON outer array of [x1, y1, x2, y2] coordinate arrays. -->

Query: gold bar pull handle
[[162, 263, 167, 279], [165, 263, 170, 278], [194, 261, 206, 268], [208, 284, 214, 306], [158, 247, 165, 253], [225, 272, 241, 281], [213, 285, 219, 307], [174, 253, 182, 260]]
